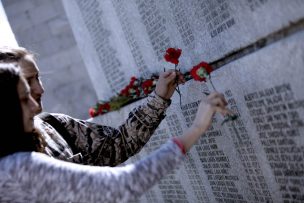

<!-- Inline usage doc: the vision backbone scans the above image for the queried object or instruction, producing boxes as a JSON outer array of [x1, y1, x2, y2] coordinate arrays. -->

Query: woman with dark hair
[[0, 63, 230, 202], [0, 63, 44, 158]]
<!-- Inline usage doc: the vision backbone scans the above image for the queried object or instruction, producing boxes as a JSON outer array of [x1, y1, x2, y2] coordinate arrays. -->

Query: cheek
[[30, 80, 40, 92], [21, 103, 28, 116], [20, 105, 28, 127]]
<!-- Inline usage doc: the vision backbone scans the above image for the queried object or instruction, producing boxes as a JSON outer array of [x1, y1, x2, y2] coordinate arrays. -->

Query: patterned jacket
[[35, 92, 171, 166]]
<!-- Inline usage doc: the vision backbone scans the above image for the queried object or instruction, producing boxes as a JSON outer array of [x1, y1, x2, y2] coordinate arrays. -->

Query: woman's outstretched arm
[[176, 92, 229, 151], [0, 140, 184, 203], [0, 92, 229, 203]]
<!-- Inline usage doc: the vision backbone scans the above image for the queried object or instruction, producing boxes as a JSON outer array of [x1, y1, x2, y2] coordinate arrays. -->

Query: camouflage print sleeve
[[53, 92, 171, 166]]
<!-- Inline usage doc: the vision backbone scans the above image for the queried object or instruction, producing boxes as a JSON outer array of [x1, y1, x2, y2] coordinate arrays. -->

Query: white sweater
[[0, 140, 184, 203]]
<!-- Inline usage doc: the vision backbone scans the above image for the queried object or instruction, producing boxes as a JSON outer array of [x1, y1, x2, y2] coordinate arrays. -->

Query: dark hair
[[0, 64, 44, 158]]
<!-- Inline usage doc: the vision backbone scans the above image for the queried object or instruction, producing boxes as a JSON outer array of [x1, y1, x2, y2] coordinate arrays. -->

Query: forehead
[[19, 56, 39, 76]]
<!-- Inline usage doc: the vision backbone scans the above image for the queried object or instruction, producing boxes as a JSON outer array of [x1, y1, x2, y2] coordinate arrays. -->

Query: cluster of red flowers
[[89, 47, 213, 118], [120, 76, 156, 98], [89, 102, 110, 117], [120, 77, 139, 97], [89, 76, 157, 117]]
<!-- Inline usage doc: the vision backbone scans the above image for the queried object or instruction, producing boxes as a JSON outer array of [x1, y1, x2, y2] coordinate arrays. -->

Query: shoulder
[[0, 152, 43, 178], [0, 152, 33, 166], [36, 112, 84, 127], [0, 152, 68, 178], [0, 152, 40, 202], [38, 112, 75, 122], [0, 152, 49, 167]]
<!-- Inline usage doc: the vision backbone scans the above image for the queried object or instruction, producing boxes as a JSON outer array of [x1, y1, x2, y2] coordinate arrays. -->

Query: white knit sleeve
[[0, 140, 185, 203]]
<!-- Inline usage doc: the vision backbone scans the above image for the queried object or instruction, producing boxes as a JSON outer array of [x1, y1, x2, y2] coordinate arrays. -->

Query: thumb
[[166, 71, 177, 83]]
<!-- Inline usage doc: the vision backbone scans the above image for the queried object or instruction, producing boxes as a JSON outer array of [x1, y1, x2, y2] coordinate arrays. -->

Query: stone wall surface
[[64, 0, 304, 100], [64, 0, 304, 202]]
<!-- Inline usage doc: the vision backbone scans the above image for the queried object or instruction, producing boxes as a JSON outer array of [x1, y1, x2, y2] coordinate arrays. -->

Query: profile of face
[[19, 56, 44, 114], [18, 77, 39, 132]]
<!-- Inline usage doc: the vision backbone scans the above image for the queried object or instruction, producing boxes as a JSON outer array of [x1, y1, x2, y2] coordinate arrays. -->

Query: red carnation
[[103, 103, 110, 111], [98, 103, 111, 114], [89, 107, 97, 117], [120, 87, 129, 97], [130, 76, 137, 86], [164, 48, 182, 65], [190, 61, 213, 82], [142, 79, 153, 95], [135, 87, 140, 96]]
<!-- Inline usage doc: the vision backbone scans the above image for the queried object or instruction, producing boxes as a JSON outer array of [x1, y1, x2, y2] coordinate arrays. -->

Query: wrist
[[172, 137, 186, 154], [189, 121, 209, 136], [154, 91, 171, 103]]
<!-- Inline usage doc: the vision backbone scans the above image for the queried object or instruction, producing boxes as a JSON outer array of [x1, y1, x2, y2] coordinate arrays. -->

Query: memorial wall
[[63, 0, 304, 202]]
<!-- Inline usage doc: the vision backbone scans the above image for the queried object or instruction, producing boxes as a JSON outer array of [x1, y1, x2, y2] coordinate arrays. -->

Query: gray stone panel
[[64, 0, 304, 100], [91, 30, 304, 202]]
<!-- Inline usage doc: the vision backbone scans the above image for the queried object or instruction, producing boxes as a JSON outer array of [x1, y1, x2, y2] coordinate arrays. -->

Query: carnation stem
[[231, 120, 242, 143], [208, 75, 217, 92], [174, 64, 182, 107]]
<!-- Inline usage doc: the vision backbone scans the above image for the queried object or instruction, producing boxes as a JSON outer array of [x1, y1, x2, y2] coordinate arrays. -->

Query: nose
[[32, 79, 45, 96]]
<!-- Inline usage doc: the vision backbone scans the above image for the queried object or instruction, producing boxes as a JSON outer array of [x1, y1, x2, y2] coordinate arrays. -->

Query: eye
[[26, 78, 33, 85]]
